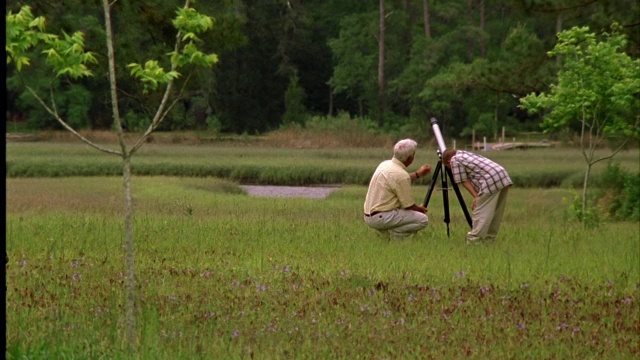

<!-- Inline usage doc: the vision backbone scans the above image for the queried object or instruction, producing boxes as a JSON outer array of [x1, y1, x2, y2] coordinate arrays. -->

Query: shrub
[[593, 162, 640, 221]]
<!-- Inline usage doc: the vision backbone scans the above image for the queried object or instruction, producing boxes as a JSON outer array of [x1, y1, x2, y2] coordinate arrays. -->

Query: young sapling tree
[[6, 0, 218, 351]]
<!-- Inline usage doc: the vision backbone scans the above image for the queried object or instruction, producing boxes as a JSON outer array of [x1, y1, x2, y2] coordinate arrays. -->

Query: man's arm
[[410, 164, 432, 181], [461, 180, 478, 209]]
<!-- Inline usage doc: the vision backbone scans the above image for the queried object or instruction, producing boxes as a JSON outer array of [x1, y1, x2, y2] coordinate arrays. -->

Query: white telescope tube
[[430, 118, 447, 153]]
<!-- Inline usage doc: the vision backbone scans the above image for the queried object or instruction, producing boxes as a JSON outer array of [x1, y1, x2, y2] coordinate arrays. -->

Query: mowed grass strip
[[6, 177, 639, 359]]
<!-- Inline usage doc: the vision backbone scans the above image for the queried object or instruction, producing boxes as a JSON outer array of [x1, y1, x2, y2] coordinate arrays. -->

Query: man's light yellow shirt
[[364, 158, 414, 214]]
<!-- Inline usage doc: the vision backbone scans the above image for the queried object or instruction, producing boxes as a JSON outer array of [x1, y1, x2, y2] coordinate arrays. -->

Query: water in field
[[240, 185, 339, 198]]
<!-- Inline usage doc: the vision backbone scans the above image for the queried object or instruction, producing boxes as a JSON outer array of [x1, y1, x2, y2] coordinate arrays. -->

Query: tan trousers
[[364, 209, 429, 238], [467, 186, 510, 241]]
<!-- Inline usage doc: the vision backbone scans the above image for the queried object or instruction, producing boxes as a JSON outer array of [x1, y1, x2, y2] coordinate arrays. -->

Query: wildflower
[[232, 329, 239, 338], [518, 322, 526, 330]]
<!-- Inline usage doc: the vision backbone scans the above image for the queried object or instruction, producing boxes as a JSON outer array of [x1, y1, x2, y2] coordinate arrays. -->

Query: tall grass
[[6, 177, 639, 358]]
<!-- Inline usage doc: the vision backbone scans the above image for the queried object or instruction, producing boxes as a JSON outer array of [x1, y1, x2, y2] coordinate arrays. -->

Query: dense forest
[[6, 0, 640, 140]]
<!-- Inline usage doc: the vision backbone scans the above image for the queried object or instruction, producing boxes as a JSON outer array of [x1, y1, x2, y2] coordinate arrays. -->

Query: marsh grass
[[6, 141, 640, 188], [6, 177, 639, 359]]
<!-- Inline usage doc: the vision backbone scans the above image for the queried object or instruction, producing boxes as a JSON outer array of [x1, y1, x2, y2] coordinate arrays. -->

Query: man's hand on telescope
[[417, 164, 432, 178]]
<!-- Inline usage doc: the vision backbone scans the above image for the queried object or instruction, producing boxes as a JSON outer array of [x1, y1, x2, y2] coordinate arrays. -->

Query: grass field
[[6, 174, 640, 358]]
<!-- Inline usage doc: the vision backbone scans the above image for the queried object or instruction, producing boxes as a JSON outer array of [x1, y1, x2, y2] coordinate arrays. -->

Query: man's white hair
[[393, 139, 418, 162]]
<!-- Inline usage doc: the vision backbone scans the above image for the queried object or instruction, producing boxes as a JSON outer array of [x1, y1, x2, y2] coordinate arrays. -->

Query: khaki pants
[[467, 186, 510, 242], [364, 209, 429, 238]]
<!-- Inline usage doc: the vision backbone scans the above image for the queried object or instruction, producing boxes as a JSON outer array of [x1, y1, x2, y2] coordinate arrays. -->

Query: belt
[[364, 211, 381, 217]]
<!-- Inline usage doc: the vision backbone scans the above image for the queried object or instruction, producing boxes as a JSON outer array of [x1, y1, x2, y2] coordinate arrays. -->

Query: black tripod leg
[[441, 163, 450, 237], [445, 167, 473, 227], [423, 161, 441, 207]]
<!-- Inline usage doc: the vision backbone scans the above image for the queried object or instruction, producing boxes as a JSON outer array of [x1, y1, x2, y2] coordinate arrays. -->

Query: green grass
[[6, 176, 639, 359]]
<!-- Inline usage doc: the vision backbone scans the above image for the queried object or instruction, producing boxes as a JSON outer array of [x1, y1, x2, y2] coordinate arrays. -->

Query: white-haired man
[[363, 139, 432, 239]]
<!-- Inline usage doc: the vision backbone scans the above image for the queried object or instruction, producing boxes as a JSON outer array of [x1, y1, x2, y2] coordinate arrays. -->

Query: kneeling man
[[363, 139, 432, 239]]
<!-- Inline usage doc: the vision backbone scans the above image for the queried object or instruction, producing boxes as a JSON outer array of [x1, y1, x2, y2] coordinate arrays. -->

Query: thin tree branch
[[103, 0, 128, 158], [130, 71, 194, 155], [25, 85, 122, 156], [130, 0, 192, 155]]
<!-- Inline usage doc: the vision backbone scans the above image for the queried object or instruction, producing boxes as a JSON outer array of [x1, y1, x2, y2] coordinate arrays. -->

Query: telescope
[[431, 117, 447, 154], [423, 118, 473, 236]]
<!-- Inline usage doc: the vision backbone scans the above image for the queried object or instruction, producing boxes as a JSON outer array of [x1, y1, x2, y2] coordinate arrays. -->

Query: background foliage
[[6, 0, 640, 138]]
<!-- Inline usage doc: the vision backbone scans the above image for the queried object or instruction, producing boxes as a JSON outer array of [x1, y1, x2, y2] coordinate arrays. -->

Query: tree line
[[6, 0, 640, 139]]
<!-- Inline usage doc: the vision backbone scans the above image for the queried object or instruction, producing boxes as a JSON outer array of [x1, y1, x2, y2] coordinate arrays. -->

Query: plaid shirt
[[450, 151, 512, 196]]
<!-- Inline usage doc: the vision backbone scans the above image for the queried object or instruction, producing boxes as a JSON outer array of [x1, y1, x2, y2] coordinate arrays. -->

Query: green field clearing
[[5, 173, 639, 359]]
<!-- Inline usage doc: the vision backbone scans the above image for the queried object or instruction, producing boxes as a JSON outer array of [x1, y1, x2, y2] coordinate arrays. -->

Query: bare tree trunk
[[328, 88, 334, 116], [582, 163, 591, 224], [378, 0, 386, 126], [480, 0, 486, 58], [556, 14, 563, 65], [122, 156, 136, 349], [423, 0, 431, 39], [467, 0, 474, 60], [103, 0, 136, 350]]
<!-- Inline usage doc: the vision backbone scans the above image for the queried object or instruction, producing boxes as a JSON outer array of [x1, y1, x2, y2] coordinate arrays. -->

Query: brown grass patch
[[260, 127, 393, 148], [8, 129, 396, 148]]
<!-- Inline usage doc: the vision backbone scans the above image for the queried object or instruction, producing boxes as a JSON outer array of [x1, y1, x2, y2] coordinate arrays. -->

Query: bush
[[594, 162, 640, 221]]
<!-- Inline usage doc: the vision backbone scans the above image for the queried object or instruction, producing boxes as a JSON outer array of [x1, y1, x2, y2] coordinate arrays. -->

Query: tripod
[[423, 150, 473, 237]]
